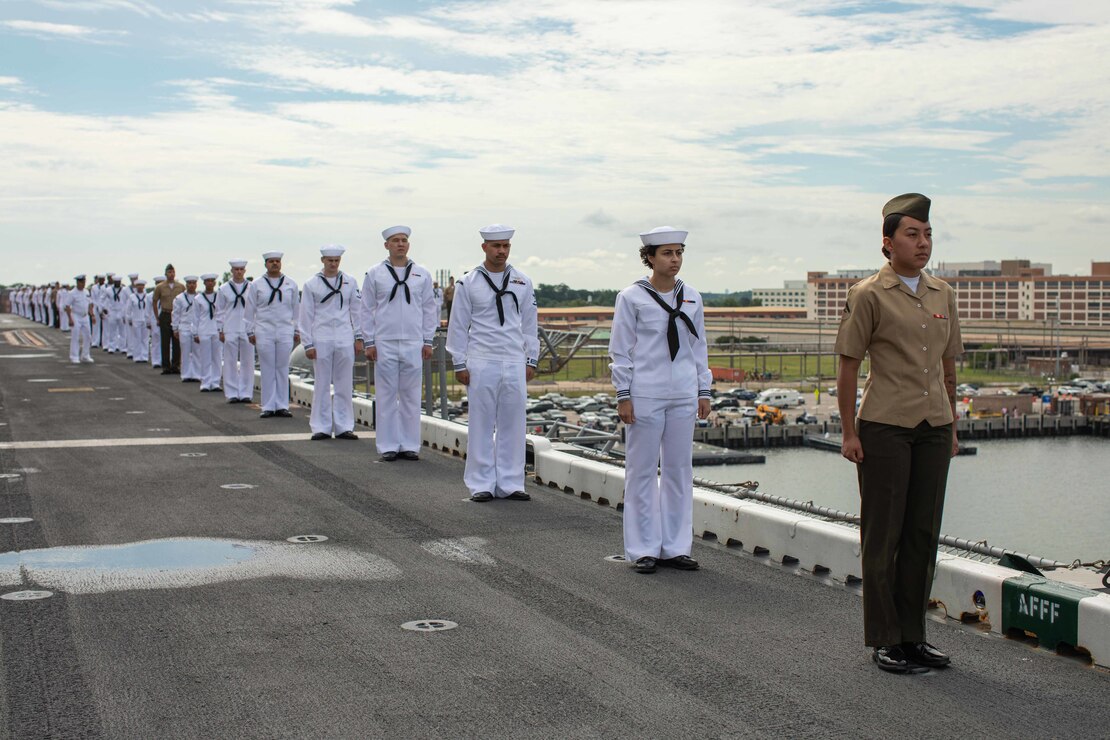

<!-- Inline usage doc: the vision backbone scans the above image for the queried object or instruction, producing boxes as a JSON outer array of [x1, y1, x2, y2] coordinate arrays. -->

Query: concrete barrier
[[931, 555, 1012, 630], [1078, 593, 1110, 670]]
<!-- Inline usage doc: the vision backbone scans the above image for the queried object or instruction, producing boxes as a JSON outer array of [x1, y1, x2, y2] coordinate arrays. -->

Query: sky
[[1, 0, 1108, 290]]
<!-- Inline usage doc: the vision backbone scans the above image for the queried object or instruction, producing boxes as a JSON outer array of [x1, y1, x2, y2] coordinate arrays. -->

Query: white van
[[754, 388, 803, 407]]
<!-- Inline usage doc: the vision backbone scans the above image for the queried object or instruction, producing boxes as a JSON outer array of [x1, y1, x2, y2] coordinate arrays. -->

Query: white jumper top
[[216, 279, 253, 335], [360, 260, 439, 346], [298, 271, 363, 349], [608, 278, 712, 401], [245, 275, 300, 336]]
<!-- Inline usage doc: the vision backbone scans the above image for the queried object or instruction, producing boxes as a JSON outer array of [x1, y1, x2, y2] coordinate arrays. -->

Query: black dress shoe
[[335, 431, 358, 440], [660, 555, 700, 570], [901, 642, 950, 668], [227, 398, 239, 404], [872, 645, 930, 674], [275, 409, 292, 417], [504, 491, 530, 501], [399, 451, 420, 461], [238, 397, 252, 404], [259, 410, 275, 418], [633, 556, 657, 574], [469, 491, 493, 502], [380, 451, 398, 461], [161, 370, 173, 375], [311, 432, 330, 441]]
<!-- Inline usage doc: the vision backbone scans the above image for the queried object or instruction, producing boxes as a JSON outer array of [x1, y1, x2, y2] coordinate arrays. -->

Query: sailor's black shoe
[[872, 645, 930, 674], [504, 491, 531, 501], [633, 556, 657, 574], [311, 432, 330, 441], [380, 451, 398, 462], [901, 642, 950, 668], [659, 555, 700, 570], [469, 491, 494, 502], [399, 451, 420, 461]]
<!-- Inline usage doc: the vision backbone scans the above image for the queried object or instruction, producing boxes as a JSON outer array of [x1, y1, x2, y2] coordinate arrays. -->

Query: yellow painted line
[[0, 432, 372, 450], [47, 387, 96, 393]]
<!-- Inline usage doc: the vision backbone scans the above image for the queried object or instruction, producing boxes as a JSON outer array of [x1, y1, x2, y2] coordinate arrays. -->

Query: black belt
[[477, 269, 518, 326], [639, 283, 698, 361], [320, 275, 344, 308], [385, 263, 413, 303]]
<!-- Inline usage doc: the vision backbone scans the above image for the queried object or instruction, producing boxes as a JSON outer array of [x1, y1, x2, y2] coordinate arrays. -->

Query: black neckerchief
[[112, 286, 122, 301], [184, 294, 194, 309], [384, 261, 413, 303], [264, 275, 285, 305], [137, 293, 146, 309], [637, 279, 697, 361], [320, 274, 344, 308], [202, 292, 216, 320], [476, 267, 518, 326], [229, 281, 247, 309]]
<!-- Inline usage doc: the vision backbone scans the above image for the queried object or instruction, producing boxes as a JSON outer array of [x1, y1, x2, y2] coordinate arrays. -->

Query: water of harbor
[[701, 436, 1109, 563]]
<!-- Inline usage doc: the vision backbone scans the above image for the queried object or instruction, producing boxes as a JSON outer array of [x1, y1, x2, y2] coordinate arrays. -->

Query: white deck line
[[0, 432, 373, 450]]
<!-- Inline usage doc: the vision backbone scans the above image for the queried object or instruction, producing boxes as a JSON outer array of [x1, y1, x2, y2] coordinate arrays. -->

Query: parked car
[[728, 388, 757, 400], [711, 397, 740, 410], [740, 407, 760, 418], [526, 400, 556, 413], [574, 400, 604, 413], [558, 398, 581, 410], [956, 384, 978, 397], [1016, 385, 1043, 396], [593, 393, 613, 403], [795, 411, 818, 425], [754, 388, 803, 407], [542, 410, 568, 422]]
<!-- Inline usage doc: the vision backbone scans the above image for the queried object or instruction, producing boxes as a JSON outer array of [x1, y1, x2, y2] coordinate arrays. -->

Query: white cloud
[[1, 19, 124, 37]]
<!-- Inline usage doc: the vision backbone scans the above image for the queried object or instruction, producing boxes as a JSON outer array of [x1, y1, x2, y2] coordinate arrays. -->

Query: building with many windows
[[752, 280, 808, 309], [807, 262, 1110, 326]]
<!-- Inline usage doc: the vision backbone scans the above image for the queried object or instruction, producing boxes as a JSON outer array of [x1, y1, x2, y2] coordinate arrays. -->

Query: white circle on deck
[[10, 468, 39, 474], [0, 517, 33, 524], [221, 483, 256, 490], [1, 590, 53, 601], [287, 535, 329, 544], [0, 474, 21, 480], [27, 379, 58, 383], [603, 555, 628, 563], [94, 387, 111, 390], [0, 423, 7, 426], [401, 619, 458, 632], [125, 411, 145, 415], [147, 428, 171, 432], [180, 452, 207, 458], [109, 397, 126, 401]]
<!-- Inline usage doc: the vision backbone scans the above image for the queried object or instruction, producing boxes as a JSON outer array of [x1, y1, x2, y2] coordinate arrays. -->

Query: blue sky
[[2, 0, 1108, 289]]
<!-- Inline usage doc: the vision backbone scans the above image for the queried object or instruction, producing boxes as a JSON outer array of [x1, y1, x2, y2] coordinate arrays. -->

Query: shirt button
[[923, 368, 929, 373], [917, 303, 922, 308], [921, 323, 927, 328], [924, 391, 929, 396], [922, 346, 928, 351]]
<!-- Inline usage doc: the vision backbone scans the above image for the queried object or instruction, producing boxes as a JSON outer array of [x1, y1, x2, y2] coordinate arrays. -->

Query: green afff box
[[1001, 575, 1093, 649]]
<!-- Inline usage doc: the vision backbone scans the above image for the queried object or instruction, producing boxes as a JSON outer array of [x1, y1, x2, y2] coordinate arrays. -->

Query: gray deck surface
[[0, 315, 1106, 739]]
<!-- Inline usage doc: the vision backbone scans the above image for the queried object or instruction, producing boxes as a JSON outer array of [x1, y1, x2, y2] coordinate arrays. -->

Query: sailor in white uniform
[[445, 224, 539, 502], [190, 274, 223, 391], [126, 278, 151, 363], [608, 226, 712, 574], [247, 251, 300, 418], [216, 259, 255, 403], [361, 225, 439, 461], [90, 275, 106, 348], [105, 275, 127, 353], [63, 275, 95, 364], [59, 283, 71, 332], [172, 276, 201, 382], [299, 245, 363, 440], [124, 272, 140, 357]]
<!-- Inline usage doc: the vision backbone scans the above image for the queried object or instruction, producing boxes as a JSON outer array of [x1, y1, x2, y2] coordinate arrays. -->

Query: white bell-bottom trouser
[[197, 335, 222, 390], [69, 319, 92, 363], [60, 310, 70, 332], [222, 333, 255, 400], [178, 331, 199, 379], [374, 339, 423, 454], [310, 339, 354, 436], [622, 395, 696, 561], [255, 331, 294, 412], [107, 316, 124, 352], [150, 323, 162, 366], [463, 357, 527, 497], [130, 321, 150, 362]]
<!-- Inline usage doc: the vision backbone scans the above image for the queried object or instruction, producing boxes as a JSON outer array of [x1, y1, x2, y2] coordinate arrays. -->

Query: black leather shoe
[[901, 642, 950, 668], [469, 492, 493, 502], [227, 398, 239, 404], [311, 432, 330, 441], [872, 646, 930, 674], [259, 410, 275, 418], [633, 556, 657, 574], [238, 397, 252, 404], [660, 555, 700, 570], [380, 451, 398, 462], [335, 431, 358, 440], [275, 409, 292, 417], [504, 491, 531, 501], [399, 451, 420, 461]]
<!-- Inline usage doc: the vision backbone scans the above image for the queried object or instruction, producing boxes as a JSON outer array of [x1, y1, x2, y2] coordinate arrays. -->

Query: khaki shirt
[[152, 281, 185, 314], [834, 262, 963, 428]]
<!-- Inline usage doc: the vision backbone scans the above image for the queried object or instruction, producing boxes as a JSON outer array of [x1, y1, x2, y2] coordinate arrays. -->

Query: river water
[[703, 436, 1109, 563]]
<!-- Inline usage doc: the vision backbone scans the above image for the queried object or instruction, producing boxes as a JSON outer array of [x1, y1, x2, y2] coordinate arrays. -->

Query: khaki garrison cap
[[882, 193, 931, 222]]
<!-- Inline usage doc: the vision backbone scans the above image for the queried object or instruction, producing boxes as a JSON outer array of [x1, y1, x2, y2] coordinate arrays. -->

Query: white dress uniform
[[59, 288, 71, 332], [65, 282, 94, 363], [361, 254, 439, 455], [299, 265, 363, 436], [127, 283, 151, 362], [172, 286, 201, 381], [216, 270, 256, 401], [609, 266, 711, 562], [189, 282, 223, 391], [105, 282, 127, 352], [246, 268, 300, 413], [90, 279, 104, 347], [446, 237, 539, 497]]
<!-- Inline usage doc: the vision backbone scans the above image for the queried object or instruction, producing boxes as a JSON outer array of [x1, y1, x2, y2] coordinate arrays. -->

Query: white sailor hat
[[262, 251, 284, 260], [479, 224, 514, 241], [93, 274, 103, 279], [200, 273, 218, 281], [74, 274, 86, 281], [639, 226, 688, 247], [228, 258, 248, 268], [134, 277, 148, 285], [183, 274, 198, 282], [106, 272, 115, 278], [382, 225, 411, 240], [320, 244, 346, 257], [128, 272, 139, 279], [154, 275, 166, 283]]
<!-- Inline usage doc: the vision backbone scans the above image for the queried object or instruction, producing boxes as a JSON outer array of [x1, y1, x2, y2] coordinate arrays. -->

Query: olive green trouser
[[857, 420, 952, 647]]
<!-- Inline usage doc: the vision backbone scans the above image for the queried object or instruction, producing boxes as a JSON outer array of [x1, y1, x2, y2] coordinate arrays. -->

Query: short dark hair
[[881, 214, 903, 258], [639, 244, 657, 268]]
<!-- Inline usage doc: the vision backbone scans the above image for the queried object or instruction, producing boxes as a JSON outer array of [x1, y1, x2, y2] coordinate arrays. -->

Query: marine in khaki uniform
[[834, 193, 963, 674]]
